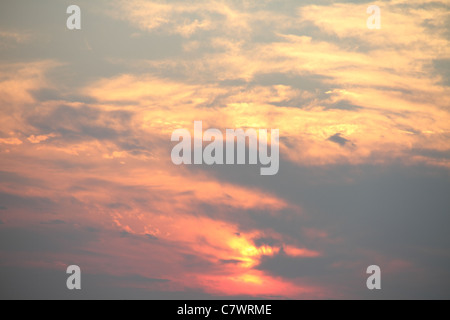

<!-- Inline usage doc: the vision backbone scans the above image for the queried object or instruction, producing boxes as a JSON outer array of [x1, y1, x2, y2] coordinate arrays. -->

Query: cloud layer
[[0, 0, 449, 299]]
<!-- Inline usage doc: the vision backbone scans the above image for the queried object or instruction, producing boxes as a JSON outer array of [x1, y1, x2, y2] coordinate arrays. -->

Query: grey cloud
[[328, 133, 354, 147], [84, 226, 100, 233], [30, 89, 65, 102], [106, 202, 132, 210], [394, 1, 450, 11], [180, 158, 450, 251], [114, 274, 170, 284], [253, 236, 282, 248], [0, 171, 45, 188], [40, 220, 66, 225], [26, 105, 132, 142], [181, 254, 216, 270], [181, 160, 450, 298], [252, 73, 332, 92], [0, 0, 183, 88], [30, 88, 98, 105], [288, 21, 375, 53], [118, 230, 159, 243], [0, 192, 55, 213], [0, 265, 265, 300], [433, 59, 450, 86], [411, 148, 450, 160], [219, 259, 243, 265], [0, 225, 98, 254], [146, 234, 158, 240], [256, 250, 333, 279], [324, 99, 362, 111]]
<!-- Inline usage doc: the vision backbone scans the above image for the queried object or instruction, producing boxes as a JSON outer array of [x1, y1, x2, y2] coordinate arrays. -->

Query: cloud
[[40, 220, 66, 225], [0, 0, 450, 299], [0, 225, 98, 254], [27, 134, 56, 144], [0, 30, 31, 48], [328, 133, 353, 147], [0, 137, 22, 145], [433, 59, 450, 86], [256, 251, 331, 279], [109, 0, 251, 38]]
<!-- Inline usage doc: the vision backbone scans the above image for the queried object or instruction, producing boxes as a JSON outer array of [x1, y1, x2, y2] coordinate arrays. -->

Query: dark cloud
[[220, 259, 243, 265], [84, 226, 100, 233], [256, 251, 333, 279], [146, 234, 158, 240], [433, 59, 450, 86], [120, 231, 133, 238], [181, 159, 450, 297], [0, 171, 44, 188], [255, 249, 450, 299], [106, 202, 132, 210], [40, 220, 66, 225], [0, 225, 98, 253], [324, 100, 362, 111], [0, 192, 55, 212], [181, 254, 216, 270], [115, 274, 170, 284], [252, 73, 332, 92], [118, 230, 159, 243], [26, 105, 133, 142], [327, 133, 353, 147], [0, 265, 262, 300], [253, 237, 281, 248], [395, 1, 450, 11], [411, 148, 450, 160]]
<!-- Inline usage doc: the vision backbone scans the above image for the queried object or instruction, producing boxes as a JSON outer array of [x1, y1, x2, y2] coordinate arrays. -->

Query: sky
[[0, 0, 449, 299]]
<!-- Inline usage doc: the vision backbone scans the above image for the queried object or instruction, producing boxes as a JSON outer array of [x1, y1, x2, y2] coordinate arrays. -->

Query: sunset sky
[[1, 0, 449, 299]]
